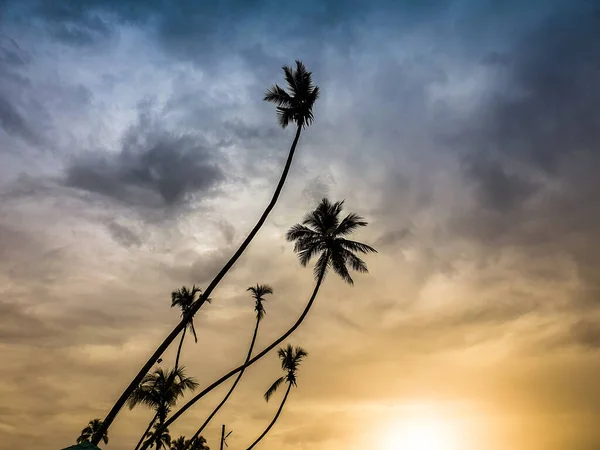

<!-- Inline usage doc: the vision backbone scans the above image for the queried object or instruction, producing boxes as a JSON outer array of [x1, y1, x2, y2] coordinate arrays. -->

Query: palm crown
[[128, 367, 199, 423], [264, 344, 308, 402], [247, 284, 274, 321], [145, 422, 171, 450], [77, 418, 108, 445], [171, 286, 203, 342], [264, 60, 320, 129], [286, 198, 377, 284]]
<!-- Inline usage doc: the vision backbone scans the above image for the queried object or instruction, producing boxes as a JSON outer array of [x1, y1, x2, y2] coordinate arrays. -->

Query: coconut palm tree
[[171, 436, 209, 450], [143, 199, 375, 444], [246, 345, 308, 449], [129, 367, 198, 450], [171, 285, 203, 371], [171, 436, 188, 450], [143, 423, 171, 450], [76, 418, 108, 446], [189, 436, 210, 450], [183, 285, 274, 450], [92, 61, 319, 446]]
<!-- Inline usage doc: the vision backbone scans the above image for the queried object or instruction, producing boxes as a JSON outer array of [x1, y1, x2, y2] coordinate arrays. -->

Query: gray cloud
[[64, 106, 224, 210], [0, 95, 37, 142]]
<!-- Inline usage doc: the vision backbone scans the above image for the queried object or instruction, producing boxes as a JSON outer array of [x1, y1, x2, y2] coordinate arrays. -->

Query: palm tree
[[188, 436, 210, 450], [129, 367, 198, 450], [183, 285, 274, 450], [143, 423, 171, 450], [246, 345, 308, 449], [143, 199, 375, 445], [171, 436, 209, 450], [171, 436, 188, 450], [92, 61, 319, 446], [171, 285, 203, 371], [76, 418, 108, 446]]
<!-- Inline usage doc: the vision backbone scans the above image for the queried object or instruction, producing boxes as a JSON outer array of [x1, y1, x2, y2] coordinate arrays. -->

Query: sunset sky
[[1, 1, 600, 449]]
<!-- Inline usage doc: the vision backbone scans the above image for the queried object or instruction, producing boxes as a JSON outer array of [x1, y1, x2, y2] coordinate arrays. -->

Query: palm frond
[[276, 106, 293, 128], [264, 376, 285, 402], [297, 243, 322, 267], [263, 85, 293, 107], [313, 251, 330, 279], [340, 248, 368, 273], [283, 64, 297, 94], [335, 212, 368, 236], [286, 224, 318, 242], [339, 239, 377, 254], [331, 252, 354, 285]]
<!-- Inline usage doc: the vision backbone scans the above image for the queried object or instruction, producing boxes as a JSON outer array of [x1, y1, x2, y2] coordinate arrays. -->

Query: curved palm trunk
[[139, 266, 327, 450], [174, 326, 187, 372], [183, 319, 261, 450], [246, 383, 292, 450], [133, 412, 158, 450], [92, 125, 302, 445]]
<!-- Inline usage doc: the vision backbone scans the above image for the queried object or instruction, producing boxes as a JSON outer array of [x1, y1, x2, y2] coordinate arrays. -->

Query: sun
[[381, 415, 463, 450]]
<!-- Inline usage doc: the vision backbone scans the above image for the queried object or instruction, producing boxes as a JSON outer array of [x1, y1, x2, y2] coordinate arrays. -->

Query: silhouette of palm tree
[[147, 199, 375, 442], [92, 61, 319, 445], [143, 423, 171, 450], [171, 436, 209, 450], [77, 419, 108, 446], [246, 345, 308, 450], [129, 367, 198, 450], [183, 285, 274, 450], [171, 285, 204, 371], [171, 436, 187, 450]]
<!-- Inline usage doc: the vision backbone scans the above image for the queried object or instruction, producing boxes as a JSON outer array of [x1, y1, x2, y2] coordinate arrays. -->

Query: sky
[[1, 0, 600, 449]]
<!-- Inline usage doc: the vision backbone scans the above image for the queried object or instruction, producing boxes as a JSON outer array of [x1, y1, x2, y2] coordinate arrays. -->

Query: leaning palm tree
[[183, 285, 274, 450], [92, 61, 319, 446], [171, 285, 203, 371], [246, 345, 308, 449], [76, 418, 108, 446], [129, 367, 198, 450], [142, 199, 375, 446]]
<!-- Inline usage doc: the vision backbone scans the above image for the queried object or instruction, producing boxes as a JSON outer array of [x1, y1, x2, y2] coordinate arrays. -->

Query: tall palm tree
[[183, 285, 274, 450], [171, 285, 203, 371], [129, 367, 198, 450], [246, 345, 308, 450], [143, 199, 375, 446], [76, 418, 108, 446], [92, 60, 319, 446]]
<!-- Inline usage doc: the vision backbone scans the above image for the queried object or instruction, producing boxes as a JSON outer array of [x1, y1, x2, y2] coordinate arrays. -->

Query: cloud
[[64, 104, 224, 210], [0, 95, 37, 142]]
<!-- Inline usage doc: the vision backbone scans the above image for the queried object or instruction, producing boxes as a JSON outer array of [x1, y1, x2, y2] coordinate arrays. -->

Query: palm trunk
[[139, 266, 326, 450], [92, 125, 302, 445], [246, 383, 292, 450], [133, 412, 158, 450], [174, 326, 187, 372], [183, 319, 261, 450]]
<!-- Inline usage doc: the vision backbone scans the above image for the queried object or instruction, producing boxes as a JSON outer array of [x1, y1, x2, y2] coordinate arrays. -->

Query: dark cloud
[[106, 221, 142, 247], [448, 5, 600, 306], [0, 95, 37, 142], [64, 107, 224, 210]]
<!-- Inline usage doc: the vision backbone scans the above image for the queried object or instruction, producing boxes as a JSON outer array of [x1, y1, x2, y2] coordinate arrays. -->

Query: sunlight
[[381, 415, 464, 450]]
